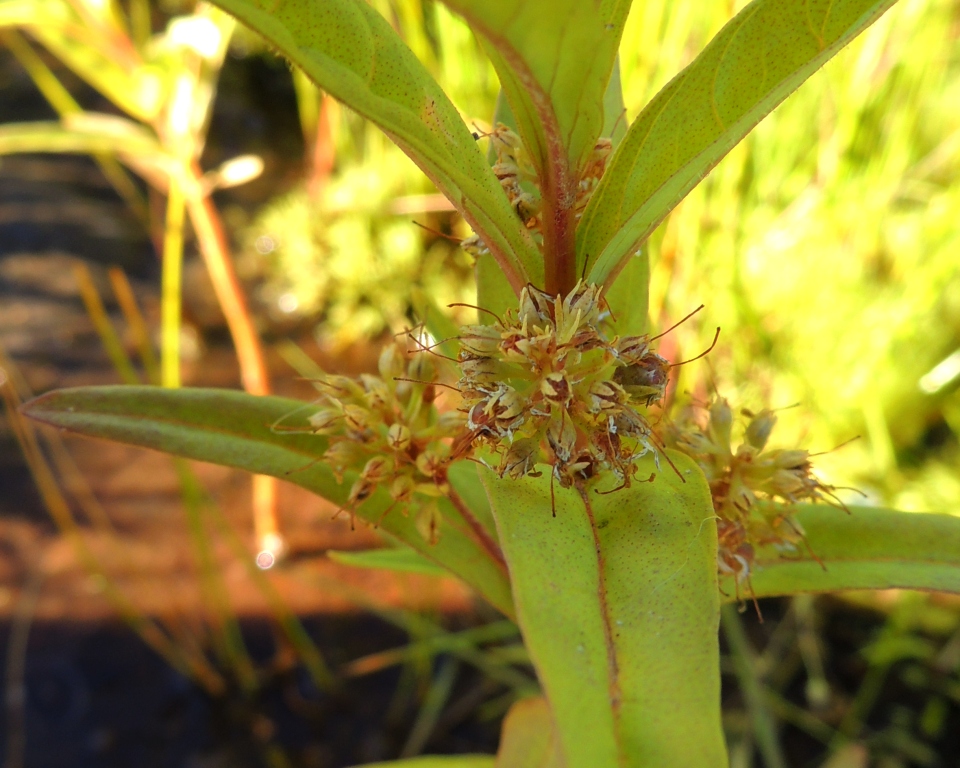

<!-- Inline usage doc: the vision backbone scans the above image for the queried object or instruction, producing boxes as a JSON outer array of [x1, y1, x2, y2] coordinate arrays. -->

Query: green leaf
[[482, 454, 727, 767], [444, 0, 629, 182], [579, 0, 901, 287], [21, 386, 515, 617], [723, 504, 960, 601], [495, 696, 563, 768], [602, 246, 649, 337], [443, 0, 630, 293], [0, 116, 164, 158], [351, 758, 494, 768], [327, 547, 448, 577], [205, 0, 541, 295]]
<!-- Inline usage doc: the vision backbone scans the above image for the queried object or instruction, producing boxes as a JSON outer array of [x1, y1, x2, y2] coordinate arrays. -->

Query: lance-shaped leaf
[[205, 0, 540, 295], [579, 0, 901, 286], [444, 0, 629, 177], [442, 0, 630, 294], [721, 504, 960, 600], [21, 386, 515, 617], [483, 454, 727, 767]]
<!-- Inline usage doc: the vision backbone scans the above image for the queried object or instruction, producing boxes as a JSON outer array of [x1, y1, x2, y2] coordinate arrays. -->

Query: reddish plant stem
[[447, 486, 509, 573], [183, 162, 279, 550]]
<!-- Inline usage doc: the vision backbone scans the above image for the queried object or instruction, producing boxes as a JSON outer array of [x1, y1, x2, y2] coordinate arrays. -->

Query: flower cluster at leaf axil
[[305, 344, 465, 541], [457, 281, 670, 493], [462, 124, 612, 258], [303, 280, 838, 586], [665, 398, 840, 587]]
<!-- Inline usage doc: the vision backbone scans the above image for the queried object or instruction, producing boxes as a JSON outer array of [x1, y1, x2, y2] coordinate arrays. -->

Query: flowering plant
[[22, 0, 960, 765]]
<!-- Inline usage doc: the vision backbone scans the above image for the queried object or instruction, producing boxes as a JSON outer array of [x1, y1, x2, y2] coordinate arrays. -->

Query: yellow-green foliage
[[621, 0, 960, 512], [243, 0, 497, 347], [246, 0, 959, 508]]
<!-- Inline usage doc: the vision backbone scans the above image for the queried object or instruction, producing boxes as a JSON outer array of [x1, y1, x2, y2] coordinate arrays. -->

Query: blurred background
[[0, 0, 959, 766]]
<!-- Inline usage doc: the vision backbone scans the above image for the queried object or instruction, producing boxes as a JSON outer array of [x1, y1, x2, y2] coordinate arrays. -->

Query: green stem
[[160, 178, 186, 389]]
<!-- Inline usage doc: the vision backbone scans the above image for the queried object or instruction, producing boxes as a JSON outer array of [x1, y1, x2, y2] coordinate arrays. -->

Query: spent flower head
[[666, 398, 840, 586], [306, 342, 464, 537], [456, 281, 672, 494]]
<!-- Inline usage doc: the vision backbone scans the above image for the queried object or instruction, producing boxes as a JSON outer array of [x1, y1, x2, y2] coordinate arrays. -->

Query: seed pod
[[613, 355, 668, 404], [771, 449, 810, 471], [343, 404, 374, 438], [588, 380, 627, 415], [561, 281, 601, 328], [614, 335, 652, 363], [460, 234, 488, 259], [389, 474, 415, 503], [541, 372, 571, 406], [546, 413, 578, 464], [707, 398, 733, 456], [518, 285, 553, 327], [414, 500, 442, 544], [459, 325, 502, 357], [323, 441, 365, 476], [489, 386, 525, 434], [744, 408, 777, 451], [499, 437, 540, 479], [308, 407, 341, 433], [387, 423, 412, 452], [360, 375, 391, 411], [377, 343, 405, 382], [415, 449, 445, 481]]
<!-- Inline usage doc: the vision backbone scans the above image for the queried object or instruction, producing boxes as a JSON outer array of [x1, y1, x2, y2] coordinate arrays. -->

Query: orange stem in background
[[184, 161, 280, 554]]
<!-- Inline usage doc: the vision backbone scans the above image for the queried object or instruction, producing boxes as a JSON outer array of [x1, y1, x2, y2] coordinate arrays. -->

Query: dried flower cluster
[[306, 344, 464, 541], [462, 124, 612, 258], [666, 398, 840, 586], [456, 281, 670, 494]]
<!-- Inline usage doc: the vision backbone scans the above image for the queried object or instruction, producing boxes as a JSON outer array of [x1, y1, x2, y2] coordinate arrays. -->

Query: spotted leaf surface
[[483, 453, 727, 767]]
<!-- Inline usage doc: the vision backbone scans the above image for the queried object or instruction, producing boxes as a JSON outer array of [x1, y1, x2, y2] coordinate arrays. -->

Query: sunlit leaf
[[579, 0, 901, 286], [21, 386, 515, 617], [0, 117, 163, 156], [482, 454, 727, 767], [442, 0, 629, 181], [722, 504, 960, 600], [443, 0, 629, 293], [206, 0, 541, 295]]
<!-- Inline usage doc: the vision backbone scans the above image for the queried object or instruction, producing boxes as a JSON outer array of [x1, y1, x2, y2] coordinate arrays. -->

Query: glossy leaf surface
[[21, 386, 514, 616], [721, 504, 960, 600], [579, 0, 900, 286], [207, 0, 541, 295], [483, 454, 727, 767]]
